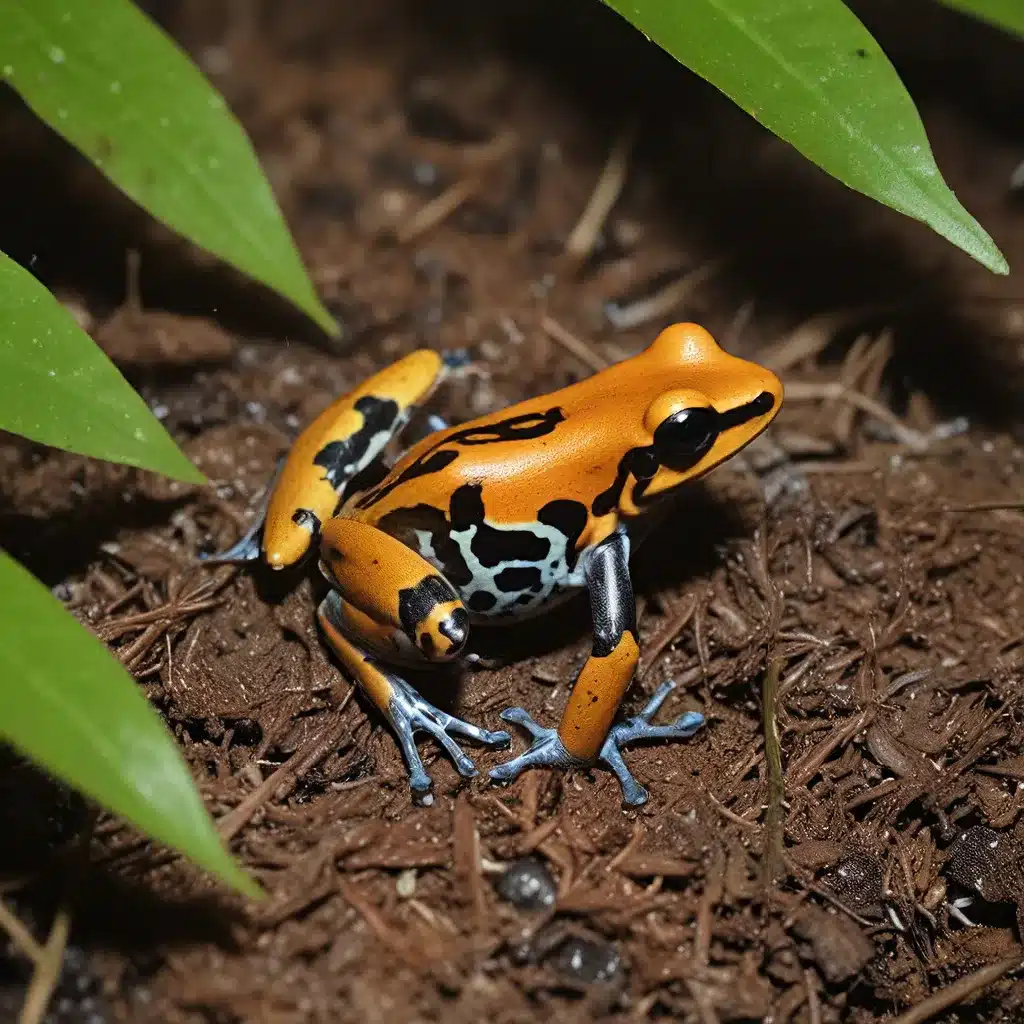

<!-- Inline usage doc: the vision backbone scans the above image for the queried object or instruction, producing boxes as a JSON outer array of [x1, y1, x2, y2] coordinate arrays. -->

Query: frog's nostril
[[438, 607, 469, 654]]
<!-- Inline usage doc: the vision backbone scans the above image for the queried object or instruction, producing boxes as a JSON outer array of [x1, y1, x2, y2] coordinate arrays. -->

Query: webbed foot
[[489, 680, 704, 806], [199, 457, 284, 564], [199, 514, 264, 563], [388, 679, 511, 805], [598, 680, 704, 806], [487, 709, 584, 786]]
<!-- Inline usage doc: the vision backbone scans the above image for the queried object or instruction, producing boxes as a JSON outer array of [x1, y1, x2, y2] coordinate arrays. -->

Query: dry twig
[[540, 315, 609, 373], [0, 899, 43, 965], [888, 955, 1024, 1024], [397, 133, 516, 243], [565, 125, 635, 260], [18, 907, 71, 1024], [604, 260, 724, 331], [761, 656, 786, 884]]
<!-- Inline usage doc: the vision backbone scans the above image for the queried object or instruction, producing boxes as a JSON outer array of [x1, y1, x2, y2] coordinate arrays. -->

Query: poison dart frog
[[203, 324, 783, 805]]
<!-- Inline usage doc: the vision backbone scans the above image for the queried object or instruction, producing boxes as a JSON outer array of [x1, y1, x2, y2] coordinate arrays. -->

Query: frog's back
[[337, 322, 781, 619], [344, 397, 594, 616]]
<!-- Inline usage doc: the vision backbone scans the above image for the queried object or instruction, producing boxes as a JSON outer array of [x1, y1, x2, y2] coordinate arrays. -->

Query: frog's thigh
[[557, 529, 640, 761], [319, 517, 469, 663]]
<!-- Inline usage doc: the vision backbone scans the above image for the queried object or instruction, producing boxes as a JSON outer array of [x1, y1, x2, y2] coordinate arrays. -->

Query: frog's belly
[[413, 519, 588, 620]]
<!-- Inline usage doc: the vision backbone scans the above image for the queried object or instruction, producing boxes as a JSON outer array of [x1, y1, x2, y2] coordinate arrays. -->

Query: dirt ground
[[2, 0, 1024, 1021]]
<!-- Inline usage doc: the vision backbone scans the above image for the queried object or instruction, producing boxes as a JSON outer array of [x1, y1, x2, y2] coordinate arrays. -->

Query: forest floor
[[2, 1, 1024, 1021]]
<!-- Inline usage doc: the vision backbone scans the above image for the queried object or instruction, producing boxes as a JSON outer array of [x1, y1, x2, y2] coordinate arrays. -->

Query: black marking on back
[[314, 394, 400, 491], [449, 482, 485, 531], [472, 523, 549, 568], [537, 499, 588, 570], [398, 574, 458, 643], [468, 590, 497, 612], [494, 566, 543, 593], [372, 450, 461, 505], [355, 407, 566, 510], [378, 504, 474, 588], [449, 484, 551, 566]]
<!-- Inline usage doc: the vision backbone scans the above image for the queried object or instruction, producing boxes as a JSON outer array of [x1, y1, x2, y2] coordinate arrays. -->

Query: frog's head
[[627, 323, 783, 510]]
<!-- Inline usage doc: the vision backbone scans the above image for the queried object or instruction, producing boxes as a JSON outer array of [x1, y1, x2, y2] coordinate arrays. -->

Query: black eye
[[652, 407, 720, 470]]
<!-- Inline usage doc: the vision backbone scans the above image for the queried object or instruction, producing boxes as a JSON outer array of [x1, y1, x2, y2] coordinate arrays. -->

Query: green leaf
[[0, 551, 261, 900], [603, 0, 1008, 274], [934, 0, 1024, 40], [0, 0, 337, 335], [0, 251, 204, 483]]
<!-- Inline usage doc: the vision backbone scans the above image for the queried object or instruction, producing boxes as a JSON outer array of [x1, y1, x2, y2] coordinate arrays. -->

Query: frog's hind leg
[[317, 517, 510, 802], [201, 348, 465, 570], [318, 593, 511, 803]]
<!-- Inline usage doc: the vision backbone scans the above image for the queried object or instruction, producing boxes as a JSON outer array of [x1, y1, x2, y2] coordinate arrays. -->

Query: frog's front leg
[[317, 517, 510, 803], [489, 529, 705, 806]]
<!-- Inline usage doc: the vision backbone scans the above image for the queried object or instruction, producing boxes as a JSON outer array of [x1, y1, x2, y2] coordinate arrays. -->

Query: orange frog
[[204, 324, 783, 805]]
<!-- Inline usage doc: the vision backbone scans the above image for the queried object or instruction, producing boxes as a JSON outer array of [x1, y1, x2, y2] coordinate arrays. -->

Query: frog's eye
[[652, 407, 720, 470]]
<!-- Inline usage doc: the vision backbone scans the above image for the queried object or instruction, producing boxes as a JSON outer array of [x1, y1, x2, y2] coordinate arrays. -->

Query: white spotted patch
[[415, 518, 589, 619]]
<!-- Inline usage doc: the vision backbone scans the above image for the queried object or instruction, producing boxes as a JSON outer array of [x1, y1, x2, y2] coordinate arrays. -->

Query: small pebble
[[396, 868, 417, 898], [495, 857, 557, 911]]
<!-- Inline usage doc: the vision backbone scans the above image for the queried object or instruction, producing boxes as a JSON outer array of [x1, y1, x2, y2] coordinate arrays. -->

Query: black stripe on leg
[[585, 529, 636, 658]]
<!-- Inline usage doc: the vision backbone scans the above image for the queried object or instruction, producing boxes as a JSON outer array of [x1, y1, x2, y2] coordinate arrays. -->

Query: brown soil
[[2, 1, 1024, 1021]]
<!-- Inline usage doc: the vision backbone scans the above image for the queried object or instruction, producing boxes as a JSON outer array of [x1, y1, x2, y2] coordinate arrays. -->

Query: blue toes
[[489, 683, 706, 806], [489, 711, 581, 784], [600, 684, 706, 806], [200, 456, 285, 565], [200, 519, 263, 563], [498, 707, 553, 739], [385, 679, 511, 802]]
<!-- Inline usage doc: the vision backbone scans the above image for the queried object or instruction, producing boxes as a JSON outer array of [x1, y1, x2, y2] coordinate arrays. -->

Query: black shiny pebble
[[496, 856, 557, 911], [551, 937, 622, 984]]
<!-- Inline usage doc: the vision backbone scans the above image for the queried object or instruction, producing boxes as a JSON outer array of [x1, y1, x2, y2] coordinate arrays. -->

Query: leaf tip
[[176, 463, 209, 486], [154, 457, 207, 486], [311, 303, 341, 338], [225, 867, 266, 902]]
